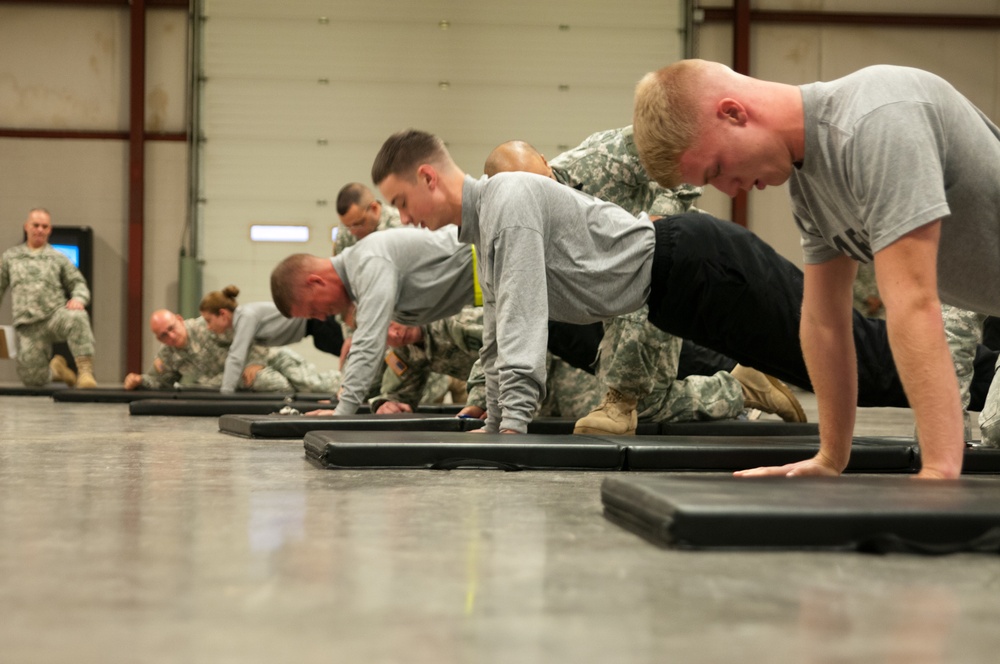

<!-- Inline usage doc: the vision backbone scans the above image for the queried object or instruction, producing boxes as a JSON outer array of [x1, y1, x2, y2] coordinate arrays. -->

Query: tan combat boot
[[74, 355, 97, 389], [731, 364, 806, 423], [573, 388, 638, 435], [447, 376, 468, 405], [49, 355, 77, 387]]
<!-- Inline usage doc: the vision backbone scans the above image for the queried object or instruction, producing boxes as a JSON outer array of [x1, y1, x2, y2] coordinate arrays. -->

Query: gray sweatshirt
[[457, 172, 654, 433], [330, 226, 477, 414], [221, 302, 309, 393]]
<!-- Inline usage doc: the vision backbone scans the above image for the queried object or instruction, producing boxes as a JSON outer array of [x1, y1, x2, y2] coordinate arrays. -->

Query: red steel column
[[127, 0, 146, 372], [730, 0, 751, 228]]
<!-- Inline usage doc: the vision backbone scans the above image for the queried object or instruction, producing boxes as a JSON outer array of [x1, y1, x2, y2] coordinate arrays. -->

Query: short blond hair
[[633, 60, 711, 188]]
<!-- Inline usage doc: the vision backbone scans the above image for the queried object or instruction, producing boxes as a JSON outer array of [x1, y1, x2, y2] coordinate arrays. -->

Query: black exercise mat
[[953, 444, 1000, 474], [219, 413, 484, 438], [601, 475, 1000, 553], [129, 399, 332, 416], [527, 417, 659, 435], [55, 388, 333, 404], [0, 383, 67, 396], [657, 420, 819, 436], [625, 436, 914, 472], [304, 430, 627, 471]]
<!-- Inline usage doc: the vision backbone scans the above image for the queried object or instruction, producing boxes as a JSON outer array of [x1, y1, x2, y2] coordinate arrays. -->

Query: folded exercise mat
[[219, 413, 484, 438], [953, 444, 1000, 474], [625, 436, 915, 472], [413, 403, 466, 415], [129, 399, 332, 416], [601, 475, 1000, 553], [0, 383, 67, 396], [304, 430, 627, 471], [54, 388, 335, 404], [526, 417, 659, 435], [657, 420, 819, 436]]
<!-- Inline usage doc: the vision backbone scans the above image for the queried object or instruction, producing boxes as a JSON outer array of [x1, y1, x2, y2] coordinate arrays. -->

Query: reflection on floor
[[0, 391, 997, 663]]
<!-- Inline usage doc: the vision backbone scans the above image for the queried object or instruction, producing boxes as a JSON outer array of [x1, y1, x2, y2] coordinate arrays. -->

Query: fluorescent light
[[250, 225, 310, 242]]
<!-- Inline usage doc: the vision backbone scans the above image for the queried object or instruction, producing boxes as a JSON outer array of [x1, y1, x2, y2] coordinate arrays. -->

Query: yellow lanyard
[[470, 245, 483, 306]]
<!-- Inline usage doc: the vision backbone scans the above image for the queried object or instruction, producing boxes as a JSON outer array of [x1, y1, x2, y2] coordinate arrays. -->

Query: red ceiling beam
[[730, 0, 750, 228], [701, 8, 1000, 29], [0, 0, 187, 7], [0, 129, 186, 141], [126, 0, 146, 373]]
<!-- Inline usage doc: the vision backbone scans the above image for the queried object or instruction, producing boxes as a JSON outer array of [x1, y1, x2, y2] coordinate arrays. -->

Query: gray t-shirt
[[221, 302, 308, 393], [790, 65, 1000, 315], [330, 226, 477, 414], [458, 172, 655, 433]]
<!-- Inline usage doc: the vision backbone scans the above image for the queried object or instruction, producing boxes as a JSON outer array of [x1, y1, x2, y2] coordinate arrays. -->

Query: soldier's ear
[[417, 164, 437, 190]]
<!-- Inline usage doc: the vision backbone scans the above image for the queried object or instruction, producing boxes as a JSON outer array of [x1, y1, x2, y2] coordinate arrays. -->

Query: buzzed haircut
[[270, 253, 312, 317], [371, 129, 449, 185], [483, 140, 543, 177], [336, 182, 374, 216]]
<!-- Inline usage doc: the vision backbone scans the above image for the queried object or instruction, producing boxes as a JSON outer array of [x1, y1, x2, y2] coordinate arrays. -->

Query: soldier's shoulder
[[1, 244, 28, 259]]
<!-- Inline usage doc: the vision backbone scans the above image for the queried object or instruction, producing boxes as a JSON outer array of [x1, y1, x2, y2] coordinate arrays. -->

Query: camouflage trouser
[[15, 309, 96, 386], [250, 348, 341, 393], [538, 357, 602, 419], [421, 372, 452, 404], [980, 353, 1000, 447], [852, 262, 885, 319], [600, 308, 744, 422], [941, 304, 1000, 444], [599, 308, 675, 398], [638, 371, 744, 423]]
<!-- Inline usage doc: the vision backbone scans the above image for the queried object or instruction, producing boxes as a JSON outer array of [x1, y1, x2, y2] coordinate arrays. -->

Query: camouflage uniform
[[466, 350, 603, 419], [262, 348, 341, 394], [0, 243, 96, 386], [333, 204, 403, 255], [941, 304, 1000, 444], [599, 309, 744, 422], [549, 125, 745, 418], [139, 316, 315, 392], [372, 306, 602, 418], [853, 263, 885, 319], [372, 306, 483, 411]]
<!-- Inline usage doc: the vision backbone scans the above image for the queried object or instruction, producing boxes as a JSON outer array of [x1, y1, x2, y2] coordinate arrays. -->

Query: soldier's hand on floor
[[733, 453, 843, 479], [305, 409, 337, 416], [376, 401, 413, 414], [123, 373, 143, 390], [241, 364, 263, 387], [457, 405, 486, 419]]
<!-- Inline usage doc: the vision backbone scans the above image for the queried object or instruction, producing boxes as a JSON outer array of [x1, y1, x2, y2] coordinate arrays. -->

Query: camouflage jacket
[[0, 243, 91, 326], [333, 204, 403, 255], [373, 306, 484, 410], [549, 125, 702, 217], [140, 316, 272, 389]]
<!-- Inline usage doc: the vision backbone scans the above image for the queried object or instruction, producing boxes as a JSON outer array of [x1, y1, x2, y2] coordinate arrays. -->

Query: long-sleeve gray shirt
[[221, 302, 309, 393], [457, 172, 654, 433], [330, 227, 477, 414]]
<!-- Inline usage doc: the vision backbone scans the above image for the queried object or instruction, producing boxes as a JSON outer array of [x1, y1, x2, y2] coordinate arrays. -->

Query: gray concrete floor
[[1, 391, 999, 664]]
